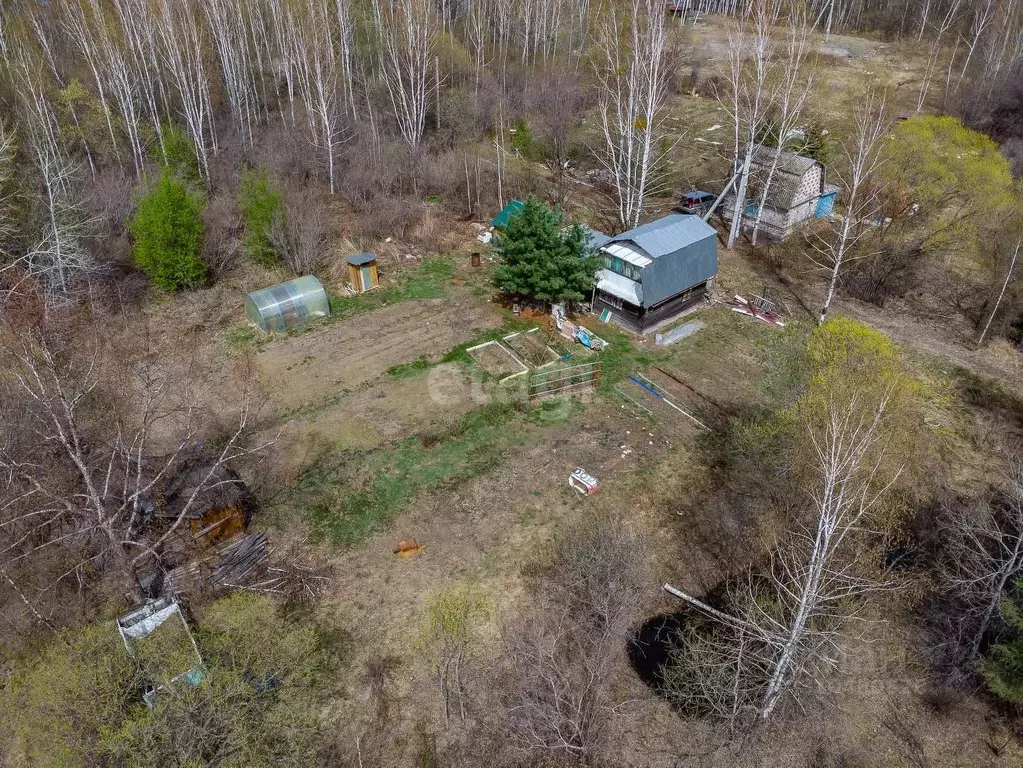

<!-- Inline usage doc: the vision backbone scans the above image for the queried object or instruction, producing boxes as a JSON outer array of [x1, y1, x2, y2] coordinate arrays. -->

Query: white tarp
[[120, 603, 178, 639], [596, 269, 643, 306], [118, 598, 180, 640]]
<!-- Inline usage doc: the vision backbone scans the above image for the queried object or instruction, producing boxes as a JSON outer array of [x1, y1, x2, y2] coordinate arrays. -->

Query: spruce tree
[[130, 170, 207, 291], [493, 197, 599, 304]]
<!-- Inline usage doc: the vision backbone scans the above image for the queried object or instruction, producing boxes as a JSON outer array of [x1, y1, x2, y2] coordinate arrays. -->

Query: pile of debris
[[133, 460, 270, 599], [728, 293, 789, 328]]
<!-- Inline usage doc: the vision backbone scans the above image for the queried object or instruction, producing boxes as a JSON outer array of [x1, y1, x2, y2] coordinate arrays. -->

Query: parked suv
[[674, 190, 716, 216]]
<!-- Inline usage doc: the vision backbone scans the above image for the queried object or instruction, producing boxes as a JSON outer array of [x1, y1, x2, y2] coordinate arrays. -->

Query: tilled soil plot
[[255, 296, 501, 412]]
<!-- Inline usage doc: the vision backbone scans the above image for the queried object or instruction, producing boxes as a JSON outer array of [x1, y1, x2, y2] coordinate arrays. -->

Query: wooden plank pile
[[164, 532, 270, 596]]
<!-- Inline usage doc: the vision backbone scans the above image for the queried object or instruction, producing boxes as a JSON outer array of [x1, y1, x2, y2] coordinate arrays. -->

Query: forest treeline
[[0, 0, 1020, 308]]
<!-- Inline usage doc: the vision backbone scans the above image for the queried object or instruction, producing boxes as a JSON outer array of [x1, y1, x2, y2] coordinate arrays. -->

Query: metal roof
[[346, 252, 377, 266], [607, 214, 718, 259], [579, 224, 612, 250]]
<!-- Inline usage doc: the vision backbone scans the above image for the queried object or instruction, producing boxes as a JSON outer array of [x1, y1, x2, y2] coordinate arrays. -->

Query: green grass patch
[[387, 357, 432, 379], [441, 317, 537, 364], [294, 402, 523, 546], [328, 256, 455, 319], [378, 317, 540, 380], [226, 323, 260, 352], [592, 322, 665, 393]]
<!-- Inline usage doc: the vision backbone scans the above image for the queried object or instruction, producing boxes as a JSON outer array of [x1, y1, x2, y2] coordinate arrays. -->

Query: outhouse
[[346, 253, 379, 293]]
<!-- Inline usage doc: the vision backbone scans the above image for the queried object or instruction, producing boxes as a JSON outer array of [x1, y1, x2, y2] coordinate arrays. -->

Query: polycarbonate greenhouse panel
[[245, 274, 330, 333]]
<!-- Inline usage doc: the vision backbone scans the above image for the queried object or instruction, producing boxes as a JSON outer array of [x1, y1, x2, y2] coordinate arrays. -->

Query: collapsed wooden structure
[[134, 459, 270, 599]]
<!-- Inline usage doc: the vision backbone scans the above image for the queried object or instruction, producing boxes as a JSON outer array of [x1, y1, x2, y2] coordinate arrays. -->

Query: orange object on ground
[[394, 538, 426, 557]]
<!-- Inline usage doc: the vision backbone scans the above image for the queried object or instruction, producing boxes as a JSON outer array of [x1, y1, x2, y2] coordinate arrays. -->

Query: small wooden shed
[[346, 253, 379, 293]]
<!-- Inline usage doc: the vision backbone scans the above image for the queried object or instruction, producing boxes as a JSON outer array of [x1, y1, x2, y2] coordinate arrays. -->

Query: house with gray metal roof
[[721, 145, 839, 240], [593, 213, 718, 334]]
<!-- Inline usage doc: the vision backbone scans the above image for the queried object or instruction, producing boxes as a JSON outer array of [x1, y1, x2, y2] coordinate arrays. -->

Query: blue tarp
[[815, 192, 837, 218]]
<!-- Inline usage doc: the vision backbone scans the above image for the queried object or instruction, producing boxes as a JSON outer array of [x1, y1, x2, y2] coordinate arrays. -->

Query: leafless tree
[[334, 0, 359, 119], [203, 0, 261, 147], [956, 0, 997, 87], [0, 123, 16, 250], [666, 381, 905, 721], [290, 0, 348, 194], [531, 67, 589, 204], [111, 0, 172, 160], [3, 50, 96, 308], [0, 333, 271, 612], [813, 90, 891, 325], [974, 0, 1023, 100], [266, 186, 328, 274], [464, 0, 491, 93], [62, 0, 129, 173], [592, 0, 672, 229], [749, 10, 816, 247], [202, 189, 242, 280], [375, 0, 436, 150], [977, 236, 1021, 345], [722, 6, 773, 249], [154, 0, 217, 181], [936, 462, 1023, 676], [916, 0, 962, 112]]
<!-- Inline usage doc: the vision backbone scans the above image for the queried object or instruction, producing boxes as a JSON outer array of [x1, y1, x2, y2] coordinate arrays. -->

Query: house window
[[603, 255, 641, 282]]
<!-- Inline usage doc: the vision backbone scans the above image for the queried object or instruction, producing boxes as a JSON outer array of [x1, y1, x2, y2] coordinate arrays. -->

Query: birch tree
[[203, 0, 261, 147], [977, 234, 1021, 346], [334, 0, 359, 119], [916, 0, 962, 112], [592, 0, 672, 230], [154, 0, 217, 181], [111, 0, 172, 159], [665, 318, 918, 722], [61, 0, 125, 172], [813, 91, 891, 325], [375, 0, 435, 150], [464, 0, 491, 93], [722, 6, 773, 249], [0, 124, 16, 251], [749, 10, 816, 247], [2, 48, 95, 307], [956, 0, 996, 86], [291, 0, 347, 194]]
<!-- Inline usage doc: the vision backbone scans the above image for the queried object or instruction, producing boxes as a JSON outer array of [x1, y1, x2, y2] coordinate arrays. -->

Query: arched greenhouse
[[244, 275, 330, 333]]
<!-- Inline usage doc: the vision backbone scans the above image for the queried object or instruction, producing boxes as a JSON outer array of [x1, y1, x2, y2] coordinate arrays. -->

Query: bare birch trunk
[[592, 0, 671, 229], [815, 92, 890, 325]]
